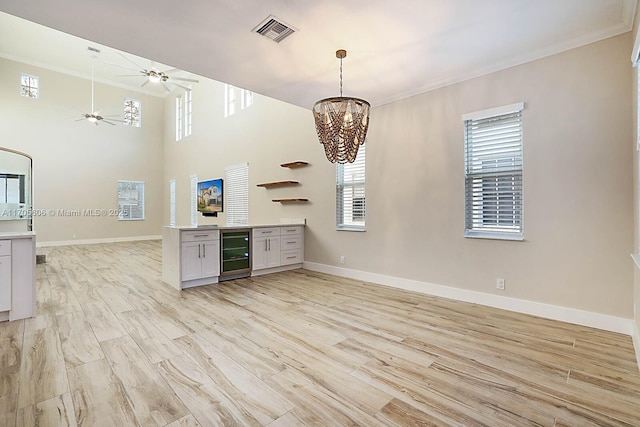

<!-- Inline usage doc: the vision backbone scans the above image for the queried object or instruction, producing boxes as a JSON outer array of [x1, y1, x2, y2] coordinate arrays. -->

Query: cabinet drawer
[[281, 249, 302, 265], [0, 240, 11, 256], [281, 226, 302, 236], [253, 227, 280, 238], [280, 236, 301, 250], [182, 230, 219, 242]]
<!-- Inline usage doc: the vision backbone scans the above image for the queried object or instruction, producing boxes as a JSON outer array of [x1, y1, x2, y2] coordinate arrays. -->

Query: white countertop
[[0, 231, 36, 238], [165, 223, 305, 231]]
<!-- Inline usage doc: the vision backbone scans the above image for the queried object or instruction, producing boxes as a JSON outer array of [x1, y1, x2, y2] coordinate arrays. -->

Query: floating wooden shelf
[[272, 198, 309, 203], [280, 161, 309, 169], [256, 180, 299, 188]]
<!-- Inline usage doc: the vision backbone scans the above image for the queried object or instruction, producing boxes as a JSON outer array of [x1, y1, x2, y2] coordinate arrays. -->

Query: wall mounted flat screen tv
[[197, 178, 223, 216]]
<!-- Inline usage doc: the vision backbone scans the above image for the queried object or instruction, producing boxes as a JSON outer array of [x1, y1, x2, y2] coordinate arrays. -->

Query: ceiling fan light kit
[[107, 52, 199, 93], [313, 49, 370, 164], [76, 59, 118, 126]]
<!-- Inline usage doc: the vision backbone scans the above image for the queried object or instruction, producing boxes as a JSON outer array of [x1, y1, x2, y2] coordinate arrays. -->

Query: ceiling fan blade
[[140, 80, 150, 88], [172, 81, 192, 91], [102, 120, 117, 125], [75, 118, 87, 122], [117, 52, 145, 71], [161, 82, 171, 93], [103, 61, 140, 73], [163, 68, 180, 74], [173, 77, 199, 83], [115, 74, 144, 77]]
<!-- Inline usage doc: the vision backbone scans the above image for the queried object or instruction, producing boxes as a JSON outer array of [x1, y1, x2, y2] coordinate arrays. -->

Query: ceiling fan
[[107, 52, 199, 93], [76, 61, 121, 126]]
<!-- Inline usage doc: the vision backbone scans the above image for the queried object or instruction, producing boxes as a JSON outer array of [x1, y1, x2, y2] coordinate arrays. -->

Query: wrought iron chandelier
[[313, 49, 370, 164]]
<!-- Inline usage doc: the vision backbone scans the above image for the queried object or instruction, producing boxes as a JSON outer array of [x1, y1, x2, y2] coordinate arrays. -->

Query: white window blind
[[169, 179, 176, 227], [190, 175, 198, 227], [336, 145, 366, 230], [464, 103, 523, 240], [225, 163, 249, 226]]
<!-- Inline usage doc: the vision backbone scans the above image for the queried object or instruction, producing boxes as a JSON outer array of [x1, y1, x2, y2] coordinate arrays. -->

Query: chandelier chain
[[339, 56, 343, 97]]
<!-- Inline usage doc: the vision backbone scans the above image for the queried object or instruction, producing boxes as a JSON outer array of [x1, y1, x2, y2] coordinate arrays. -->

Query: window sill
[[464, 231, 523, 241], [336, 226, 365, 232]]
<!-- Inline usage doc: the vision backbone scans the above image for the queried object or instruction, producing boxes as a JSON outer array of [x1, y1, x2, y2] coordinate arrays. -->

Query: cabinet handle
[[198, 244, 201, 258], [265, 239, 267, 251], [263, 231, 273, 234], [194, 234, 209, 238], [286, 256, 296, 259], [286, 241, 295, 244], [268, 238, 270, 251], [203, 243, 206, 257]]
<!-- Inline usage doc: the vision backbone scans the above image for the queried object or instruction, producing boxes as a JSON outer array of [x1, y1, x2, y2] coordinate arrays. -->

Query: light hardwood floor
[[1, 240, 639, 426]]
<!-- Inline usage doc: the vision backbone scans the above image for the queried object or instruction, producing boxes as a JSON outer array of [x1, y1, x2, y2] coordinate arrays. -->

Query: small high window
[[224, 84, 236, 117], [124, 98, 141, 127], [20, 73, 39, 98], [241, 89, 253, 110], [184, 89, 192, 137], [176, 95, 183, 141]]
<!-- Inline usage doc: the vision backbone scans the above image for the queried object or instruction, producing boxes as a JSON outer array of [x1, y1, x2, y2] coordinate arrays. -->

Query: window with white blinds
[[336, 145, 366, 230], [463, 102, 524, 240], [225, 163, 249, 226]]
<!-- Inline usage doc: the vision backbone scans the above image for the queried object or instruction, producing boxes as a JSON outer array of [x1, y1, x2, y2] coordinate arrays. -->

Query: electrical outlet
[[496, 278, 505, 290], [340, 256, 345, 264]]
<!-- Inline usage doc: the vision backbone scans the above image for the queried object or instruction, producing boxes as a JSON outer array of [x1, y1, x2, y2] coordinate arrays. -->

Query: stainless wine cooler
[[219, 229, 251, 281]]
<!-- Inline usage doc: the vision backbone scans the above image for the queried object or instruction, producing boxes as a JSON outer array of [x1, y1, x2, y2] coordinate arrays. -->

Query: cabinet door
[[181, 242, 202, 281], [252, 237, 268, 270], [201, 241, 220, 278], [266, 236, 281, 268], [0, 255, 11, 311]]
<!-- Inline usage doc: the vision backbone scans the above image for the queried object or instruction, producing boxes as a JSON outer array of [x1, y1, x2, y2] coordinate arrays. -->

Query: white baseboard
[[303, 261, 635, 336], [633, 321, 640, 373], [36, 235, 161, 248]]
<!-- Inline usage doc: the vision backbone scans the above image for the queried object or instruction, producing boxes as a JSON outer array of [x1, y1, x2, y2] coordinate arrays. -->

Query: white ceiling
[[0, 0, 636, 108]]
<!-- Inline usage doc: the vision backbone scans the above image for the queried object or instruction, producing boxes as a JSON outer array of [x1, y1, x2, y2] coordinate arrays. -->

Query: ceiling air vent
[[253, 15, 296, 43]]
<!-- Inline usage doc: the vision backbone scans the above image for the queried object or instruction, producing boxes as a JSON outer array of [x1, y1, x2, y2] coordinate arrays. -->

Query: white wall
[[163, 79, 328, 229], [165, 33, 634, 320], [0, 57, 165, 242]]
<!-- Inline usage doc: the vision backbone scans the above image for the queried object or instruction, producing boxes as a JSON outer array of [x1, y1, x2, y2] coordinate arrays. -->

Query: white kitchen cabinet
[[252, 225, 303, 275], [253, 227, 281, 271], [0, 240, 11, 312], [0, 233, 35, 322], [163, 227, 220, 290]]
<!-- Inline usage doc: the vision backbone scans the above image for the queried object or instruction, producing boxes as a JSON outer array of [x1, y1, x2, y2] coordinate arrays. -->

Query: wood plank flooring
[[1, 240, 639, 426]]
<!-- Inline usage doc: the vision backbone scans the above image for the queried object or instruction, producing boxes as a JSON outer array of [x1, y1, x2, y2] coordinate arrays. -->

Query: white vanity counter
[[0, 231, 36, 322]]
